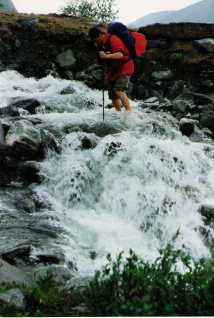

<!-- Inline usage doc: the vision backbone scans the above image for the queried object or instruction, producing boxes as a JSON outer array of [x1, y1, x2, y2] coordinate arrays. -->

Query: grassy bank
[[1, 244, 214, 316]]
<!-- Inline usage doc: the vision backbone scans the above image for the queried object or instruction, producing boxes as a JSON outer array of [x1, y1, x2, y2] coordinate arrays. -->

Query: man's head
[[88, 23, 108, 42]]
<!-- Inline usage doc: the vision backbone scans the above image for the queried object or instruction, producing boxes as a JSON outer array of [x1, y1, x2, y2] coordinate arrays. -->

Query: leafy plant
[[1, 245, 214, 316], [61, 0, 118, 23]]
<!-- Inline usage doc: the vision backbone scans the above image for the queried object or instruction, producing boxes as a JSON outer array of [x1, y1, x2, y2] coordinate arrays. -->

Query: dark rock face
[[0, 105, 19, 117], [1, 246, 32, 266], [0, 119, 59, 186], [5, 120, 60, 161], [179, 118, 196, 137], [200, 204, 214, 225], [9, 98, 41, 114], [200, 111, 214, 131], [193, 93, 214, 106], [167, 80, 185, 100]]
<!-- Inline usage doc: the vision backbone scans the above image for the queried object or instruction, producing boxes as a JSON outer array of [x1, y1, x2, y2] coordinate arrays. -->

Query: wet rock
[[16, 161, 41, 185], [40, 129, 61, 155], [56, 49, 76, 69], [76, 64, 103, 87], [199, 203, 214, 225], [5, 121, 60, 161], [9, 98, 41, 114], [1, 246, 32, 266], [193, 38, 214, 53], [152, 70, 173, 81], [201, 80, 214, 91], [13, 190, 38, 213], [179, 118, 196, 137], [104, 141, 124, 157], [65, 71, 74, 80], [6, 120, 42, 160], [167, 80, 185, 100], [173, 99, 189, 113], [0, 288, 25, 310], [141, 97, 160, 109], [33, 265, 72, 284], [36, 253, 64, 265], [0, 123, 4, 143], [60, 86, 75, 95], [200, 111, 214, 131], [81, 135, 98, 150], [0, 105, 19, 117], [133, 84, 146, 99], [193, 93, 214, 106], [0, 258, 31, 285]]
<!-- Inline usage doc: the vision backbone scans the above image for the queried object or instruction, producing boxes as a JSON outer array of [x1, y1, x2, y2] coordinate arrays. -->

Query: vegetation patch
[[1, 245, 214, 316]]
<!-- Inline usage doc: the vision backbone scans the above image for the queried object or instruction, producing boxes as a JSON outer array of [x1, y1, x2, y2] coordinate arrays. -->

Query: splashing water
[[1, 71, 214, 277]]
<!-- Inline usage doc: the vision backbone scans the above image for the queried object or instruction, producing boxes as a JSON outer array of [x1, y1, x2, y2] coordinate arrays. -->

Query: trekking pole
[[102, 86, 105, 121], [102, 65, 105, 121]]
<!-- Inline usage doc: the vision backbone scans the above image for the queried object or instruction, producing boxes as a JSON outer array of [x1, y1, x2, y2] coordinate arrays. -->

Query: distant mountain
[[0, 0, 16, 11], [129, 0, 214, 28], [129, 11, 175, 28]]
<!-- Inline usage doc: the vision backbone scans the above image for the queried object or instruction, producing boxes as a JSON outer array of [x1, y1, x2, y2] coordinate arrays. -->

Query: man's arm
[[99, 50, 123, 60]]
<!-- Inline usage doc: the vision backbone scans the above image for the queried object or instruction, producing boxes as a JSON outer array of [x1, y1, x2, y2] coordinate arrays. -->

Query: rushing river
[[1, 70, 214, 277]]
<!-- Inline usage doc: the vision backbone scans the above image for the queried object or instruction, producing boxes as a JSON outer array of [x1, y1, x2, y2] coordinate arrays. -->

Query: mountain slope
[[0, 0, 16, 11], [129, 11, 174, 28], [162, 0, 214, 23], [130, 0, 214, 27]]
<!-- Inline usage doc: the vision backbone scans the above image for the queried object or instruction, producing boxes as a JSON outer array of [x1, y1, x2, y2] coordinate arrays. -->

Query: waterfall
[[1, 71, 214, 277]]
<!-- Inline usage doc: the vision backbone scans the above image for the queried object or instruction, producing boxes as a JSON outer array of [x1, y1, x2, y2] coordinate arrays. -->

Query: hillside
[[130, 0, 214, 27]]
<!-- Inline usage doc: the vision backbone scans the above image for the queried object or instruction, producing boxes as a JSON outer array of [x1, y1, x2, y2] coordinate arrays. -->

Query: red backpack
[[107, 22, 148, 59], [131, 32, 148, 57]]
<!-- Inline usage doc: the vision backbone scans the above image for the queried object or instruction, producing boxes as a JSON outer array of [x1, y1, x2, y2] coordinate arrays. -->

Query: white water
[[1, 71, 214, 277]]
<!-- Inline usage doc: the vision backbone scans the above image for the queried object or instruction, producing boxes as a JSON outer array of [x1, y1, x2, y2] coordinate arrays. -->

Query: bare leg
[[115, 90, 132, 112], [113, 98, 122, 111]]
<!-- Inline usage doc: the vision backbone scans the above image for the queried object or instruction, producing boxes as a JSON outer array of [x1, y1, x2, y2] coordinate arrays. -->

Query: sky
[[13, 0, 201, 23]]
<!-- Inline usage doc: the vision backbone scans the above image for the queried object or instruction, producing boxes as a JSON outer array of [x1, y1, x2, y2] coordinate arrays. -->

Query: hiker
[[89, 23, 134, 112]]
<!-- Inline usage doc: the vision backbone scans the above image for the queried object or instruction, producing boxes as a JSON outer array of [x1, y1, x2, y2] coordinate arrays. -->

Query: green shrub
[[83, 244, 214, 316], [61, 0, 118, 23], [1, 245, 214, 316], [170, 52, 184, 64]]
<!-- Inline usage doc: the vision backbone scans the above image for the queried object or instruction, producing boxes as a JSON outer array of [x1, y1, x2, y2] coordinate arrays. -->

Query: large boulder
[[56, 49, 77, 69], [0, 288, 25, 310], [0, 258, 31, 285], [5, 120, 59, 160], [173, 99, 189, 113], [6, 120, 43, 160], [8, 98, 41, 114], [0, 105, 19, 117]]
